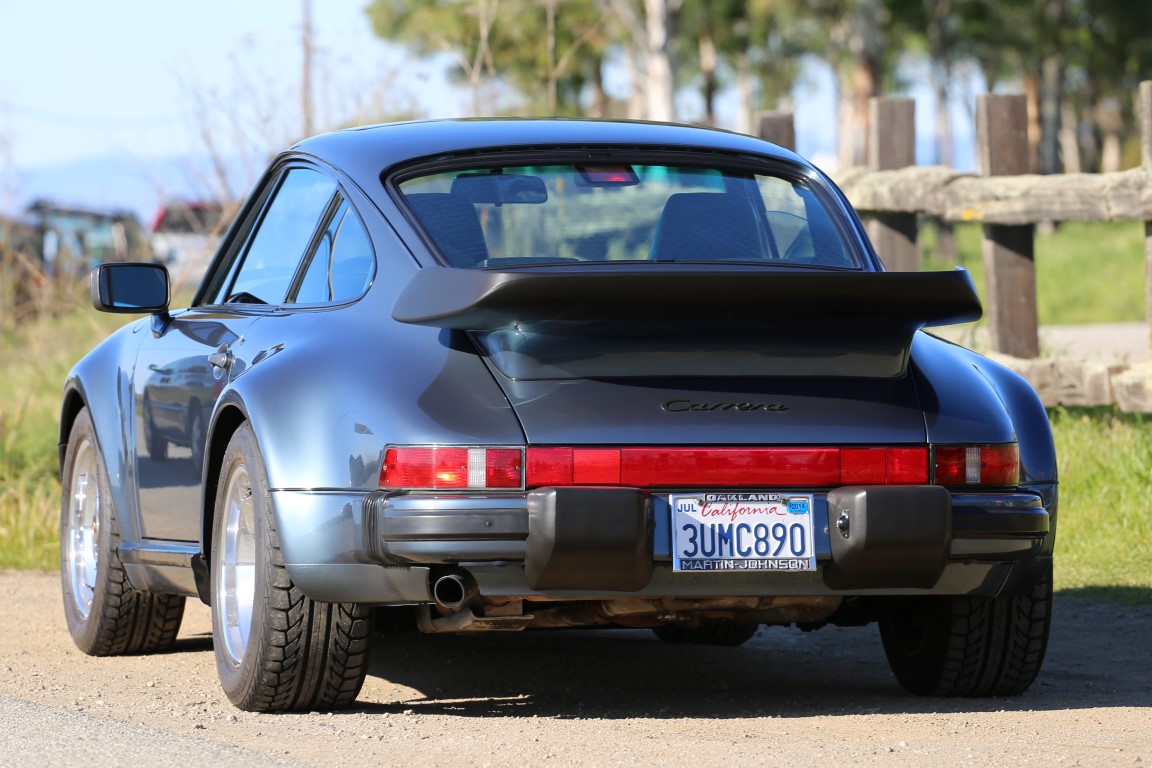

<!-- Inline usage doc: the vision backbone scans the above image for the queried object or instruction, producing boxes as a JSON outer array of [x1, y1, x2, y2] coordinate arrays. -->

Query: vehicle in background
[[150, 200, 227, 288], [24, 199, 152, 276], [0, 212, 42, 264]]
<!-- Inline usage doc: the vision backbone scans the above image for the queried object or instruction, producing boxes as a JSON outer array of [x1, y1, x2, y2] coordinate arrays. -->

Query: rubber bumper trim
[[823, 485, 951, 590], [525, 487, 654, 591], [364, 493, 528, 564], [952, 503, 1049, 538]]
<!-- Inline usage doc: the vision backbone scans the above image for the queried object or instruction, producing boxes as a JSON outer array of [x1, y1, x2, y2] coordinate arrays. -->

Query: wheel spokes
[[67, 442, 99, 619], [217, 463, 257, 666]]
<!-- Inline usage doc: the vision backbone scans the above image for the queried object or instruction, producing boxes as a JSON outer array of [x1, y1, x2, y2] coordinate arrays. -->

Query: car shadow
[[1056, 584, 1151, 604], [350, 596, 1151, 719], [167, 632, 214, 654]]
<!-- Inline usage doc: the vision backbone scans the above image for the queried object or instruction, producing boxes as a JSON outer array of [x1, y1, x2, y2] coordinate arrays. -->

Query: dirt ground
[[1, 570, 1148, 767]]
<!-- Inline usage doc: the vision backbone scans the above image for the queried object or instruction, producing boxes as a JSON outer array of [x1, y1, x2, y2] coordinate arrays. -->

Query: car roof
[[290, 118, 813, 189]]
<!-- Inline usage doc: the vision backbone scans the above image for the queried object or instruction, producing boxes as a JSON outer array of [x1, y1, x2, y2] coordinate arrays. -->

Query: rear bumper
[[358, 484, 1053, 600]]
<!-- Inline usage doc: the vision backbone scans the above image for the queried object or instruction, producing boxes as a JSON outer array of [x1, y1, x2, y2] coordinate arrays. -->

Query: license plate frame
[[670, 492, 817, 572]]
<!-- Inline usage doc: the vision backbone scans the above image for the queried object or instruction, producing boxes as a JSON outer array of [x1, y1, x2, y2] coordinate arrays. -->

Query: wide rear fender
[[911, 333, 1056, 485]]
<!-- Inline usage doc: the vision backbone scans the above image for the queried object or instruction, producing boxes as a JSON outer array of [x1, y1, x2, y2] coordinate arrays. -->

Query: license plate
[[671, 493, 816, 572]]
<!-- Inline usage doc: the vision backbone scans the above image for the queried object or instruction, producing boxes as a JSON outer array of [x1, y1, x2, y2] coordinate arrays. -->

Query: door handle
[[208, 343, 234, 371]]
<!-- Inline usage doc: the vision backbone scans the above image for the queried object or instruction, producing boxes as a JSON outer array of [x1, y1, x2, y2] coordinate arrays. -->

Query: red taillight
[[933, 444, 1019, 486], [380, 447, 523, 490], [381, 443, 1017, 491], [887, 447, 931, 483], [484, 448, 524, 487], [525, 447, 573, 486], [620, 447, 842, 486], [524, 446, 931, 488]]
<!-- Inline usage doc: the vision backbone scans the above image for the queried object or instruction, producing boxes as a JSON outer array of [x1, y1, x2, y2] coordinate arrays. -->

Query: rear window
[[395, 162, 859, 269]]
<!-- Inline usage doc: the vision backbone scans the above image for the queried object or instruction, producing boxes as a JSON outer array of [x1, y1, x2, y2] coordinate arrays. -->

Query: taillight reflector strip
[[524, 446, 931, 488], [381, 443, 1018, 490]]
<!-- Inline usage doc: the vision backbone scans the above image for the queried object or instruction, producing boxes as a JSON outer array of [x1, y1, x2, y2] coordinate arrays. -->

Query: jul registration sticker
[[671, 493, 816, 572]]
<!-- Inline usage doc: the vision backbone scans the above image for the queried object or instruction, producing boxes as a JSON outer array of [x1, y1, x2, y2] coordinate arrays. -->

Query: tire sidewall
[[59, 408, 116, 652], [878, 597, 953, 695], [210, 424, 274, 709]]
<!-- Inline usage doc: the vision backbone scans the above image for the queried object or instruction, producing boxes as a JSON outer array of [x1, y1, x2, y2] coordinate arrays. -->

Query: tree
[[1063, 0, 1152, 171], [367, 0, 612, 117], [605, 0, 680, 121], [366, 0, 504, 116], [492, 0, 610, 116], [791, 0, 888, 167]]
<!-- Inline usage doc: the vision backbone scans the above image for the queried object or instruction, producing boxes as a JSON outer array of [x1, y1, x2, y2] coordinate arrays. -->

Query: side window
[[291, 199, 375, 304], [223, 168, 337, 305]]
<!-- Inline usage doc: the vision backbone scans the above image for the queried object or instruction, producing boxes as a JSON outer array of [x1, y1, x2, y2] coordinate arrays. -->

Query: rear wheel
[[211, 424, 373, 712], [652, 618, 758, 646], [879, 562, 1052, 697], [60, 407, 184, 655]]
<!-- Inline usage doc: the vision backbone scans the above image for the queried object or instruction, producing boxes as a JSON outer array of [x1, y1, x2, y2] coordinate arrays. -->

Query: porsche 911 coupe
[[59, 119, 1056, 712]]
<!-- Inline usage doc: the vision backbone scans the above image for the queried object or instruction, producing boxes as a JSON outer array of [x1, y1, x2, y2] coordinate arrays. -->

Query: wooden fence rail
[[758, 81, 1152, 410], [833, 164, 1152, 225]]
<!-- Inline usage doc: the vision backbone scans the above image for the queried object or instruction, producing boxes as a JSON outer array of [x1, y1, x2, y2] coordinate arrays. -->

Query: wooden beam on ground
[[978, 94, 1038, 359], [866, 98, 919, 271]]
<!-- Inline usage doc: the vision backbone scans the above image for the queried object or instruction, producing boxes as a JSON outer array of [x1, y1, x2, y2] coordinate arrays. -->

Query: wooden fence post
[[1141, 81, 1152, 393], [978, 94, 1039, 358], [757, 111, 796, 152], [866, 97, 918, 271]]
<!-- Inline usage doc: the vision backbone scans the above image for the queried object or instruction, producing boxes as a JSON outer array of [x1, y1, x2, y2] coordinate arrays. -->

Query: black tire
[[879, 561, 1053, 697], [210, 424, 373, 712], [60, 407, 185, 655], [652, 618, 759, 646]]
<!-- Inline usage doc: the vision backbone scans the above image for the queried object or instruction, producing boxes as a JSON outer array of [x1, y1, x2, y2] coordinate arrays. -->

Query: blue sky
[[0, 0, 467, 217], [0, 0, 425, 165], [0, 2, 970, 221]]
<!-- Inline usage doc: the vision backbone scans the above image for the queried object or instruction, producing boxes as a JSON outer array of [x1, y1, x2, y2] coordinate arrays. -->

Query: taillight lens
[[524, 446, 931, 488], [380, 443, 1019, 490], [380, 446, 523, 490], [933, 444, 1019, 486]]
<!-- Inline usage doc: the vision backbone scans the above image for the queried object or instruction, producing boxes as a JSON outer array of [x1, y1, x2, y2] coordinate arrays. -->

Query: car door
[[134, 165, 339, 541]]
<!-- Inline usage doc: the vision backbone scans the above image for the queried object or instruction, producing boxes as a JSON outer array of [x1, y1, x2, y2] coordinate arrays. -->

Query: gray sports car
[[59, 119, 1056, 712]]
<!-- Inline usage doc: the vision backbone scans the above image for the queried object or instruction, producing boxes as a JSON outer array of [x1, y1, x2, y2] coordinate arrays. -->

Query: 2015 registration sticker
[[671, 493, 816, 571]]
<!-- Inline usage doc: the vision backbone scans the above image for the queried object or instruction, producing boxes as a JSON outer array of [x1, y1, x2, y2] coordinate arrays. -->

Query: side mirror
[[90, 262, 170, 314]]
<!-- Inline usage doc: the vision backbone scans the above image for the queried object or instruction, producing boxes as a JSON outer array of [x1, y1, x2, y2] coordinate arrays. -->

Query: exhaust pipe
[[431, 570, 478, 612], [419, 569, 535, 632]]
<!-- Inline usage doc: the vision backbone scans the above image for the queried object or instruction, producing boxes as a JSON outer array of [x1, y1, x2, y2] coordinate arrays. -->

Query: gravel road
[[2, 571, 1148, 767]]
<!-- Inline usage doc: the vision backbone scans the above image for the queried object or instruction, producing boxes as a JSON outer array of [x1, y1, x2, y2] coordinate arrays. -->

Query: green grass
[[1049, 407, 1152, 600], [0, 276, 128, 569], [921, 220, 1147, 325]]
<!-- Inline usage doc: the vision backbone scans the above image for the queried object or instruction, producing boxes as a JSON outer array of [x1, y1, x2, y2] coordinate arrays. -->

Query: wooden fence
[[758, 82, 1152, 411]]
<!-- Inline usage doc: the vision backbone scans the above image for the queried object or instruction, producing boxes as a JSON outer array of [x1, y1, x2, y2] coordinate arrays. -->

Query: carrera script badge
[[662, 399, 789, 413]]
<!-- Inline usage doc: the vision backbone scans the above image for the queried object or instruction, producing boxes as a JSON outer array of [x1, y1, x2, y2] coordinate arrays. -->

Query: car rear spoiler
[[392, 267, 982, 331]]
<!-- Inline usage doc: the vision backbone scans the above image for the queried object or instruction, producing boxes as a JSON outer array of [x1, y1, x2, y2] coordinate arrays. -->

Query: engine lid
[[495, 374, 927, 446]]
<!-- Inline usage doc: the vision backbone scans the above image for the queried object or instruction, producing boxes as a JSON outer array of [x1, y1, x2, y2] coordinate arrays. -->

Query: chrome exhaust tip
[[431, 571, 477, 612]]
